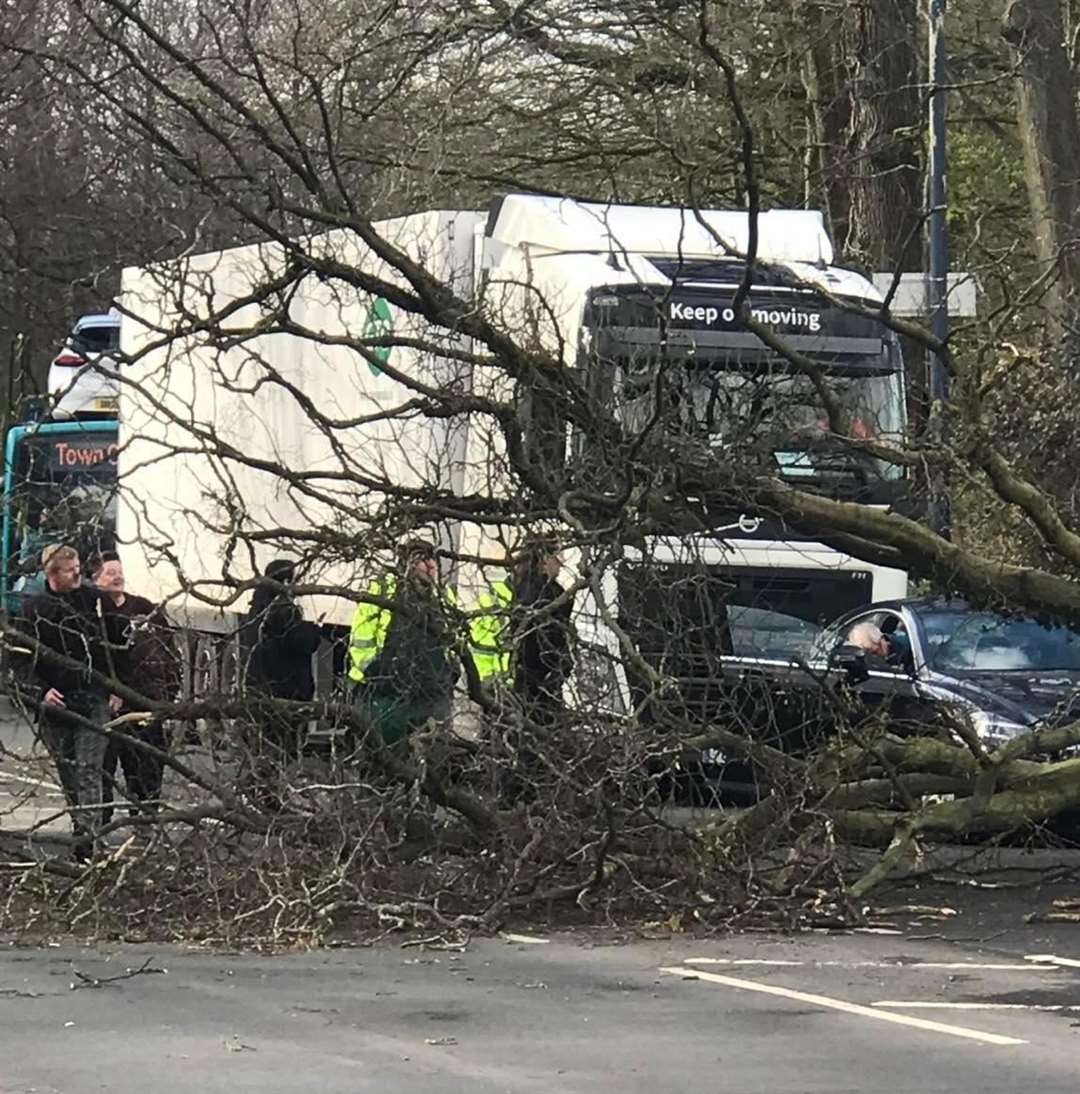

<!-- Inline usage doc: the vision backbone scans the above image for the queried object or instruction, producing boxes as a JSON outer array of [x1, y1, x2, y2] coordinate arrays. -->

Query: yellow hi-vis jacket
[[348, 576, 460, 683], [468, 579, 513, 682], [348, 576, 395, 683]]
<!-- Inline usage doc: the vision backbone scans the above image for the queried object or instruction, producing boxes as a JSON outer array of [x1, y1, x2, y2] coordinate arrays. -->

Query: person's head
[[88, 551, 124, 596], [42, 544, 81, 592], [399, 538, 438, 584], [513, 534, 561, 584], [264, 558, 296, 586], [847, 621, 889, 658]]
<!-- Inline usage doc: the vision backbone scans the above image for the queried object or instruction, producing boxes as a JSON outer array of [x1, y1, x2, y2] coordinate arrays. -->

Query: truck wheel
[[218, 635, 242, 696]]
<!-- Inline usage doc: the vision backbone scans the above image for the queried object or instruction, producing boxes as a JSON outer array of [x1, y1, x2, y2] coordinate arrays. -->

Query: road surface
[[6, 699, 1080, 1091], [4, 929, 1080, 1093]]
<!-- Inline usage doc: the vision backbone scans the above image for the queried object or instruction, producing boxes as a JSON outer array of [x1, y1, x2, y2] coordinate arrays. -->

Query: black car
[[819, 599, 1080, 744], [664, 599, 1080, 804]]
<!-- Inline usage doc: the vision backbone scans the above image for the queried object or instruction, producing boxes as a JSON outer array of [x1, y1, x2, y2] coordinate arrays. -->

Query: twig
[[399, 934, 469, 951], [69, 956, 167, 991]]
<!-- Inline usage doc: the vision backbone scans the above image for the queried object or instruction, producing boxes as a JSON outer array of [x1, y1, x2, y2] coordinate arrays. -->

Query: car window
[[73, 325, 120, 356], [727, 605, 823, 659], [843, 611, 884, 644], [819, 610, 911, 673], [811, 610, 878, 661], [812, 620, 854, 661], [922, 611, 1080, 672]]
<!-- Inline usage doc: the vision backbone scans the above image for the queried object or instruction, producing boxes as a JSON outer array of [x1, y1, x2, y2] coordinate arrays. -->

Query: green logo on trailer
[[363, 297, 393, 376]]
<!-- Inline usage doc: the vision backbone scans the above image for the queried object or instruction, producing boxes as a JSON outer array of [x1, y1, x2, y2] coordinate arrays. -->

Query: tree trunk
[[1002, 0, 1080, 344], [843, 0, 923, 272], [800, 3, 852, 243]]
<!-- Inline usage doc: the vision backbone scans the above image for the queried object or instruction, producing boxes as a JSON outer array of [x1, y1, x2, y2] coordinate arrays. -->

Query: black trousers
[[102, 719, 167, 822], [500, 677, 563, 805], [238, 703, 312, 812]]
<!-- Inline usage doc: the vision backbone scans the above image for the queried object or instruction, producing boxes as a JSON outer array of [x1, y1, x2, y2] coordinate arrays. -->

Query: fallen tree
[[3, 0, 1080, 943]]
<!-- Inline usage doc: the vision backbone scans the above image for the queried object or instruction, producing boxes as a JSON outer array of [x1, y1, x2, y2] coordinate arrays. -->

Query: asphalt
[[4, 930, 1080, 1093], [7, 702, 1080, 1090]]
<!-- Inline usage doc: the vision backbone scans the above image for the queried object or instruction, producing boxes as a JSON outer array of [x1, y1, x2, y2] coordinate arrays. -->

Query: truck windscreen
[[584, 285, 906, 500], [617, 355, 904, 487]]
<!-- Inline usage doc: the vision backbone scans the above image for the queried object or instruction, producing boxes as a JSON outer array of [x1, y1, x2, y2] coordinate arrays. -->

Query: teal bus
[[1, 419, 120, 608]]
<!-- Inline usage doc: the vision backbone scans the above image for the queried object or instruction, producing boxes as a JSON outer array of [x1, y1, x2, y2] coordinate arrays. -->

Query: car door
[[831, 609, 925, 731]]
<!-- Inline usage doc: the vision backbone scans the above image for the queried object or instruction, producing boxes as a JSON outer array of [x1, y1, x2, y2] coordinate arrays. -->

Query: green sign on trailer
[[362, 297, 393, 375]]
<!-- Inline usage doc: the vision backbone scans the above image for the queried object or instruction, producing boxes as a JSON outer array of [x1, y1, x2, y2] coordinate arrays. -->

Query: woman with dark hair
[[493, 536, 574, 805], [90, 551, 179, 823]]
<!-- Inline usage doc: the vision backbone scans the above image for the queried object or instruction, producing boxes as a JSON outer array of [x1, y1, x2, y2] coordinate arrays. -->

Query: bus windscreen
[[4, 429, 118, 589]]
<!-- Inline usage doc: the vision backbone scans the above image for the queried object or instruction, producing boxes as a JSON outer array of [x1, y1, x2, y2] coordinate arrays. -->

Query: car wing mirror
[[831, 643, 870, 684]]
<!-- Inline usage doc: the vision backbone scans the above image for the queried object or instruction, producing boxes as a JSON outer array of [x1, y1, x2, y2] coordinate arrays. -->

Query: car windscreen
[[921, 611, 1080, 672]]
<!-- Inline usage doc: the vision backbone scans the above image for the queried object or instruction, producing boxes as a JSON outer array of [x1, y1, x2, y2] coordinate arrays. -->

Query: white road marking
[[660, 966, 1027, 1046], [897, 963, 1060, 972], [685, 958, 803, 967], [1025, 953, 1080, 969], [684, 957, 1061, 972], [874, 1001, 1080, 1011]]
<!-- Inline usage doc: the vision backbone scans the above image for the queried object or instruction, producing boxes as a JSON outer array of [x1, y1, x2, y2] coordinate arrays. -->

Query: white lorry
[[115, 194, 908, 707]]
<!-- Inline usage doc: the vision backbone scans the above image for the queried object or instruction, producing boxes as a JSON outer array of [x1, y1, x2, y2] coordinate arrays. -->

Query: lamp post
[[926, 0, 950, 537]]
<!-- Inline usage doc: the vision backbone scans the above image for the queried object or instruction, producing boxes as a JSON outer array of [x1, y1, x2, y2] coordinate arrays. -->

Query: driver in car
[[848, 621, 912, 669]]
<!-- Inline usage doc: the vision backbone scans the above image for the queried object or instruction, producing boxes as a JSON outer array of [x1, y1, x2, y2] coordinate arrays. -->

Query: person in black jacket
[[17, 544, 124, 859], [510, 535, 574, 725], [501, 535, 574, 805], [240, 560, 322, 792], [242, 559, 321, 701], [91, 553, 180, 821]]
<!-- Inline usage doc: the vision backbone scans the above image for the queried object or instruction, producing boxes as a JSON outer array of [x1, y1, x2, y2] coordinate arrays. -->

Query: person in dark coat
[[241, 559, 321, 702], [354, 539, 459, 747], [510, 535, 574, 723], [500, 535, 574, 805], [239, 560, 322, 796], [90, 553, 179, 821], [16, 545, 125, 859]]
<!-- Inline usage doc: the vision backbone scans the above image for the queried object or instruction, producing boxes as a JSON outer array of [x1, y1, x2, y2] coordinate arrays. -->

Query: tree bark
[[1002, 0, 1080, 341], [843, 0, 923, 272], [800, 3, 852, 244]]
